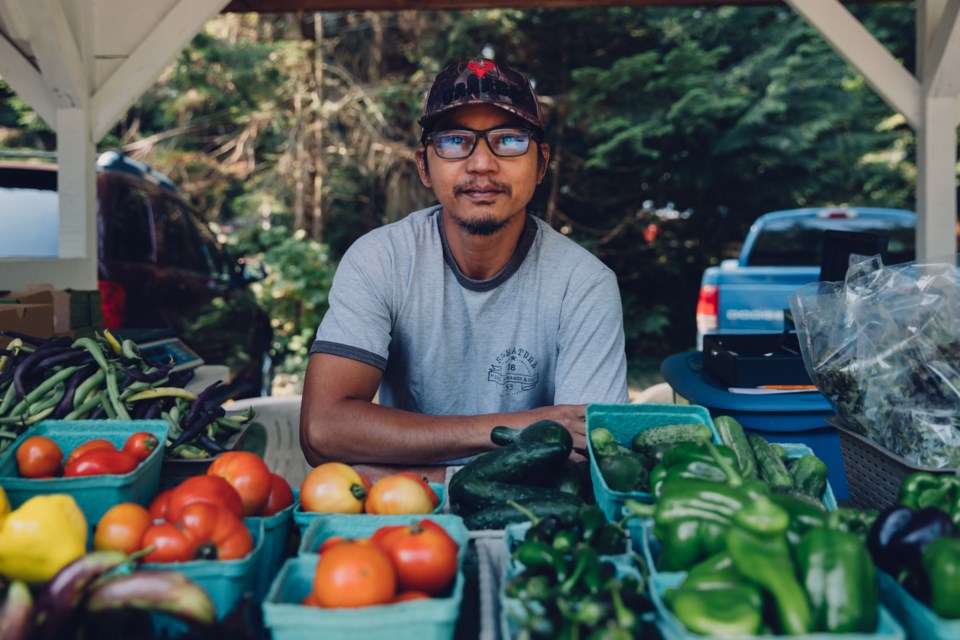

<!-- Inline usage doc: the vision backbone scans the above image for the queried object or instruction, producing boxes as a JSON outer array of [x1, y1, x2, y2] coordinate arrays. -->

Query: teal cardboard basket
[[879, 571, 960, 640], [297, 513, 469, 561], [586, 403, 721, 520], [293, 481, 447, 537], [0, 419, 168, 528], [264, 513, 467, 640], [650, 571, 905, 640], [245, 501, 294, 600], [145, 518, 264, 635]]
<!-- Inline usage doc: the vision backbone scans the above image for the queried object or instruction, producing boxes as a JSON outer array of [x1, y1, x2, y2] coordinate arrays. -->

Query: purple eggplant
[[84, 571, 216, 627], [0, 581, 35, 640]]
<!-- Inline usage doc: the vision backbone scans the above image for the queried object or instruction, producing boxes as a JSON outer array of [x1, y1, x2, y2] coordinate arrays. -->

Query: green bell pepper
[[797, 527, 878, 633], [899, 472, 960, 526], [922, 536, 960, 619], [726, 495, 813, 635], [669, 580, 764, 637]]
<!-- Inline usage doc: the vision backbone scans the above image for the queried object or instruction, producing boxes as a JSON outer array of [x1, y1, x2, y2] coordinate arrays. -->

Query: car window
[[746, 216, 916, 267], [154, 196, 208, 274], [191, 216, 233, 282], [108, 184, 153, 263], [0, 169, 58, 258]]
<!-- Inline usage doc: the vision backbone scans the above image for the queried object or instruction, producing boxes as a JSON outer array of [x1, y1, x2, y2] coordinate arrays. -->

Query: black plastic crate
[[702, 333, 812, 388]]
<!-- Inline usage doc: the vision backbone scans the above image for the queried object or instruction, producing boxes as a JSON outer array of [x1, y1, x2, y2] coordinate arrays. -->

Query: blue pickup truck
[[696, 207, 916, 348]]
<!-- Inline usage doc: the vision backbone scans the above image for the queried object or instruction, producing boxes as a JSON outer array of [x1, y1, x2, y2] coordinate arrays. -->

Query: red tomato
[[258, 473, 294, 517], [141, 522, 198, 563], [365, 475, 434, 515], [63, 448, 138, 477], [16, 436, 63, 478], [94, 503, 152, 554], [148, 489, 173, 521], [65, 439, 116, 466], [165, 475, 244, 521], [122, 432, 159, 462], [299, 463, 369, 514], [312, 541, 396, 608], [378, 520, 459, 596], [370, 525, 405, 547], [398, 472, 440, 509], [207, 451, 272, 517], [176, 502, 254, 561]]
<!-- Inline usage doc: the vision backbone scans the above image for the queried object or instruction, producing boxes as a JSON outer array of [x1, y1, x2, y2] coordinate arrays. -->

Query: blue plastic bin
[[661, 351, 848, 499], [0, 419, 168, 529], [878, 571, 960, 640]]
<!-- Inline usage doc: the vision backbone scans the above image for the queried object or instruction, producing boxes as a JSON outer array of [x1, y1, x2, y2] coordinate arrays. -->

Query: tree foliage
[[0, 5, 919, 378]]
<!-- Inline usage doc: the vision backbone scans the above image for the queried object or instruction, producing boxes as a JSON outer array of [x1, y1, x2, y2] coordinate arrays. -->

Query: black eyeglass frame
[[422, 126, 542, 159]]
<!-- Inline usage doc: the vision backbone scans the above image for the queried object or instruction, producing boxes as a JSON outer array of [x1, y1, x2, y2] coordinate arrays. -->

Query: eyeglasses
[[425, 127, 536, 159]]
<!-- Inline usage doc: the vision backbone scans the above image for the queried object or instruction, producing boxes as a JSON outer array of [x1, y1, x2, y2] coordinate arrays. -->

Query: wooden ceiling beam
[[224, 0, 904, 13]]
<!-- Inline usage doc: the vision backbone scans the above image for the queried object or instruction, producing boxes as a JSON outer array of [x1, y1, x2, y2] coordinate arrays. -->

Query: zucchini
[[789, 454, 828, 499], [462, 500, 582, 531], [713, 416, 758, 479], [450, 479, 583, 516], [748, 434, 794, 489], [631, 423, 712, 455]]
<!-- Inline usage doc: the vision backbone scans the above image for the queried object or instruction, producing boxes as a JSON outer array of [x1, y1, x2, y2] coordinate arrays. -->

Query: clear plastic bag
[[789, 254, 960, 469]]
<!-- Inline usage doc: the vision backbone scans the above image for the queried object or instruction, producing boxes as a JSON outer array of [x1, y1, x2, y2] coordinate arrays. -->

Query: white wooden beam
[[91, 0, 230, 141], [924, 0, 960, 98], [0, 32, 56, 127], [915, 95, 957, 261], [55, 108, 96, 269], [0, 0, 33, 43], [785, 0, 921, 128], [20, 0, 87, 108]]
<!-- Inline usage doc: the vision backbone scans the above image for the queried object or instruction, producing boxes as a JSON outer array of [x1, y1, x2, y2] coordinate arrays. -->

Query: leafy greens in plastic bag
[[789, 255, 960, 469]]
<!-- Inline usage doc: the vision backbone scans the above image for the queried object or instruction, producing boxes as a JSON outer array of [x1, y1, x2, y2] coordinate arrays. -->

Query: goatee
[[455, 216, 512, 236]]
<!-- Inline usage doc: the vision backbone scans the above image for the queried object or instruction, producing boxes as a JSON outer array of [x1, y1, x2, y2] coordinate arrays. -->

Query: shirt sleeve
[[311, 237, 393, 370], [554, 266, 630, 404]]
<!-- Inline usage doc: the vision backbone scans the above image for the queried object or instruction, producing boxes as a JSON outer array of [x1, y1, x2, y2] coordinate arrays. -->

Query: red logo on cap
[[467, 60, 495, 79]]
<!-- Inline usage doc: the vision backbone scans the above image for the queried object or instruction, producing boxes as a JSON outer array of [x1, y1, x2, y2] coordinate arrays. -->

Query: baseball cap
[[418, 58, 544, 136]]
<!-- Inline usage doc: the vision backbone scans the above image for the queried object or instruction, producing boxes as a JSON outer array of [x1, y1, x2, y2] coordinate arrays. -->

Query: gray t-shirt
[[311, 205, 629, 415]]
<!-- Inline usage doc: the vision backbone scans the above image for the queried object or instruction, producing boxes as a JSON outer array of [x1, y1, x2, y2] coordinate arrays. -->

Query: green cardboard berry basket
[[263, 513, 468, 640], [245, 501, 294, 600], [878, 571, 960, 640], [586, 403, 721, 521], [650, 571, 905, 640], [292, 481, 447, 537], [0, 419, 168, 527]]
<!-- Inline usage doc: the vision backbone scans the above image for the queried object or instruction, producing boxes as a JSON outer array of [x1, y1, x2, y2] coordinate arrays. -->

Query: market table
[[660, 350, 848, 499]]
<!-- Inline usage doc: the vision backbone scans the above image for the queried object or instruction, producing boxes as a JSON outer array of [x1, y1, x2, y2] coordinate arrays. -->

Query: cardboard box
[[0, 303, 56, 347], [0, 284, 101, 344]]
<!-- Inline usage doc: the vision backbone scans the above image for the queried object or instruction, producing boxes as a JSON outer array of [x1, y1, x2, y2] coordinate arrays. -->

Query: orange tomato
[[15, 436, 63, 478], [94, 503, 152, 554], [299, 463, 369, 514], [312, 541, 396, 608], [207, 451, 272, 517], [378, 520, 459, 596], [398, 472, 440, 509], [318, 535, 349, 554], [65, 439, 116, 466], [392, 591, 431, 603], [365, 475, 434, 515]]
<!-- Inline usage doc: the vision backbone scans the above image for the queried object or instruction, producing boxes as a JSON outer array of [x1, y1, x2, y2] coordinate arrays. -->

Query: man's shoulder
[[348, 205, 441, 251], [530, 216, 611, 271]]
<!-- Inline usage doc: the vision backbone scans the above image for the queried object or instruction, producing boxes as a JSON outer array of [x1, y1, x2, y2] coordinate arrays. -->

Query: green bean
[[65, 391, 104, 420], [8, 365, 80, 417]]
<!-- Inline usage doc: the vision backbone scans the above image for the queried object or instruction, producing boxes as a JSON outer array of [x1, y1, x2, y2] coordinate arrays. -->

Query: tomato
[[318, 536, 349, 554], [378, 520, 459, 596], [122, 432, 159, 462], [176, 502, 254, 561], [65, 439, 116, 466], [301, 591, 320, 607], [141, 521, 198, 563], [207, 451, 272, 517], [148, 489, 173, 521], [392, 591, 431, 603], [312, 541, 396, 608], [257, 473, 294, 517], [369, 525, 405, 547], [165, 475, 244, 521], [16, 436, 63, 478], [364, 475, 434, 515], [94, 503, 152, 554], [63, 448, 138, 477], [398, 472, 440, 509], [299, 463, 369, 514]]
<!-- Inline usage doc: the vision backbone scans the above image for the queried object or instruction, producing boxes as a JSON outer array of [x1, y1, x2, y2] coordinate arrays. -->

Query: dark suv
[[0, 151, 273, 400]]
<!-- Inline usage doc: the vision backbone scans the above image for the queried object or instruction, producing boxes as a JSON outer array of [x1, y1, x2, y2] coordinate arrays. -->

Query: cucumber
[[490, 426, 520, 447], [598, 452, 649, 492], [770, 443, 788, 462], [713, 416, 758, 479], [450, 478, 583, 516], [748, 434, 794, 489], [462, 500, 583, 531], [489, 420, 572, 449], [631, 423, 712, 455], [449, 438, 571, 494]]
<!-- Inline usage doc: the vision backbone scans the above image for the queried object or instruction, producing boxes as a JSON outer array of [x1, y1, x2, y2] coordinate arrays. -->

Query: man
[[300, 58, 628, 480]]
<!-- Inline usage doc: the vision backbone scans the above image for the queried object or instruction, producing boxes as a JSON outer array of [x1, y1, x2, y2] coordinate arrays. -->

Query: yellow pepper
[[0, 485, 10, 522], [0, 494, 88, 584]]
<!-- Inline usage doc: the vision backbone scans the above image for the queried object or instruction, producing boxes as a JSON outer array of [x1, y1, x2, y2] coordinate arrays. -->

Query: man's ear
[[415, 147, 432, 188], [537, 143, 551, 184]]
